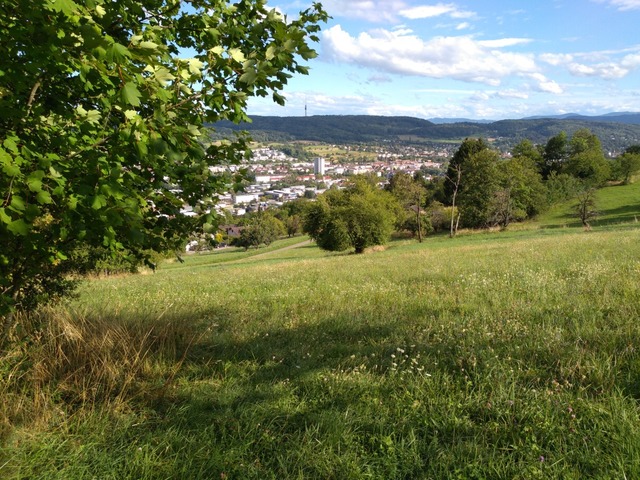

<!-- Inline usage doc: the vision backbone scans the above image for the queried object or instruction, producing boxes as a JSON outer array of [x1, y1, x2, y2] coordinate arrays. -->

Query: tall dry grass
[[0, 307, 198, 440]]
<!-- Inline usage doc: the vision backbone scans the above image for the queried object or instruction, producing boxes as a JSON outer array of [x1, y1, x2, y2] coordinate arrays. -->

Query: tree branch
[[26, 78, 42, 116]]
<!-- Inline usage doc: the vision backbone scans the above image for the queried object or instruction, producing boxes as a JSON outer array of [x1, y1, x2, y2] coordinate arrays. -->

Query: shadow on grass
[[594, 202, 640, 225]]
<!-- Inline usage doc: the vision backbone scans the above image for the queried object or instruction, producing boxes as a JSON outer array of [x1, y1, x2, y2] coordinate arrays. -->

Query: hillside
[[4, 181, 640, 478], [4, 223, 640, 478], [213, 115, 640, 152]]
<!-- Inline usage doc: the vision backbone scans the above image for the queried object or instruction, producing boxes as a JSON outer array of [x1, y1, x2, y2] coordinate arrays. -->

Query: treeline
[[203, 128, 640, 254], [271, 129, 640, 254], [213, 115, 640, 153]]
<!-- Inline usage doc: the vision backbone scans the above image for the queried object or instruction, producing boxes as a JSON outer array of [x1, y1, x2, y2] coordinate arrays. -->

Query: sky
[[246, 0, 640, 120]]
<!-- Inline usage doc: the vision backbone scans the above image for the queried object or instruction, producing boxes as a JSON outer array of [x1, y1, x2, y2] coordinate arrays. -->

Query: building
[[314, 157, 325, 175]]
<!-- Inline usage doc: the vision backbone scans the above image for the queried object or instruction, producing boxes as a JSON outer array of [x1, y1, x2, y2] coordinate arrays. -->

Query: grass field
[[2, 183, 640, 478]]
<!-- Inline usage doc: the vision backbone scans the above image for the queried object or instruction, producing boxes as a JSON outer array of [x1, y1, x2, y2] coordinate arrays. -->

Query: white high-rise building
[[314, 157, 325, 175]]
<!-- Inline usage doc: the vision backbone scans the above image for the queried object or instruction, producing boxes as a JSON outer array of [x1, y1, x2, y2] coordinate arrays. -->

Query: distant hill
[[523, 112, 640, 125], [213, 114, 640, 152]]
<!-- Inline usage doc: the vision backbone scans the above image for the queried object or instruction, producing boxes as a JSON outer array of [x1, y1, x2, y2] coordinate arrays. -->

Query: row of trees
[[296, 129, 640, 253], [439, 130, 640, 233]]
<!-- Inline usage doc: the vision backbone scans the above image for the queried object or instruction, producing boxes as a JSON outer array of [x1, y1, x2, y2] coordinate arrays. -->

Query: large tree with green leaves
[[563, 128, 611, 186], [303, 178, 399, 254], [0, 0, 327, 325]]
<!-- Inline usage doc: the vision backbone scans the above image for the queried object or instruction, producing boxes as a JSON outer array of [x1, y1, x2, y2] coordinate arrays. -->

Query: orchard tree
[[539, 131, 568, 178], [0, 0, 328, 328], [457, 148, 500, 228], [386, 172, 429, 241], [612, 147, 640, 184], [236, 211, 285, 249], [563, 129, 610, 186], [303, 178, 399, 254]]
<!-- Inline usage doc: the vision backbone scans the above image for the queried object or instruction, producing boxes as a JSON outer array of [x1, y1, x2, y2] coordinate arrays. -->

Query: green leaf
[[2, 163, 20, 177], [229, 48, 245, 62], [48, 0, 79, 15], [10, 196, 25, 212], [67, 195, 78, 210], [121, 82, 141, 106], [239, 70, 257, 84], [91, 194, 107, 210], [37, 190, 53, 204], [153, 67, 175, 86], [273, 92, 286, 106], [138, 41, 158, 51], [8, 219, 29, 236], [187, 58, 203, 75], [265, 45, 277, 61], [107, 43, 131, 64], [3, 138, 18, 154], [0, 207, 11, 224], [27, 171, 45, 192]]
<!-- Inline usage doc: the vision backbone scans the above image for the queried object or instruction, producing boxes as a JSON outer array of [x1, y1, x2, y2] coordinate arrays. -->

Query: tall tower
[[313, 157, 325, 176]]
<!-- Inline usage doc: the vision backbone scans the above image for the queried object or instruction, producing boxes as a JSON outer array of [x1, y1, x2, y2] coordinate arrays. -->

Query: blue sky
[[246, 0, 640, 120]]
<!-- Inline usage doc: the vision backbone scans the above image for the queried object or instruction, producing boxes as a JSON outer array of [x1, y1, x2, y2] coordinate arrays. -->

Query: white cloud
[[455, 22, 470, 31], [595, 0, 640, 10], [539, 53, 574, 66], [496, 90, 530, 100], [320, 0, 407, 23], [478, 38, 533, 48], [568, 62, 630, 79], [318, 1, 475, 23], [398, 3, 475, 21], [399, 3, 458, 19], [528, 73, 563, 94], [322, 25, 539, 86]]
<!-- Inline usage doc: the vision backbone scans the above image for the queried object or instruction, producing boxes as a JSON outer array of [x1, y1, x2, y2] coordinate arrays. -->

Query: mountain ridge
[[213, 114, 640, 152]]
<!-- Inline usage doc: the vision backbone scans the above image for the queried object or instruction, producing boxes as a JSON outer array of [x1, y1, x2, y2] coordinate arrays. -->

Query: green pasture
[[537, 180, 640, 228], [3, 182, 640, 479]]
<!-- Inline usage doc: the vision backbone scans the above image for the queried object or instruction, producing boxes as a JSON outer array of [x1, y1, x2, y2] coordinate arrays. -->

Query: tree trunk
[[449, 165, 462, 238], [416, 193, 423, 243]]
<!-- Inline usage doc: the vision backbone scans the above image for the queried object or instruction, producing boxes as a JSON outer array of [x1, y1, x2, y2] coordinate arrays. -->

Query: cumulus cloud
[[528, 73, 563, 94], [540, 48, 640, 81], [322, 25, 538, 86]]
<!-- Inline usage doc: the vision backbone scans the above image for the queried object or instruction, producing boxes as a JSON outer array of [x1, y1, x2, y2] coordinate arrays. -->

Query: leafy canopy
[[0, 0, 327, 317], [303, 178, 399, 254]]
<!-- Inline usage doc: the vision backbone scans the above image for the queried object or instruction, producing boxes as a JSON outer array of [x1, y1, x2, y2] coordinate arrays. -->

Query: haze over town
[[247, 0, 640, 120]]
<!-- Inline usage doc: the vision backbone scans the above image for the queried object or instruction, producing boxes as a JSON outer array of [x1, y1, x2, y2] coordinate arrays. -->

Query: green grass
[[537, 180, 640, 228], [4, 223, 640, 478], [4, 183, 640, 478]]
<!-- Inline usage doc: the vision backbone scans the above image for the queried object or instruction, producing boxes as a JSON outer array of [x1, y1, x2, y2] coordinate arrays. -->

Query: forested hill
[[213, 115, 640, 152]]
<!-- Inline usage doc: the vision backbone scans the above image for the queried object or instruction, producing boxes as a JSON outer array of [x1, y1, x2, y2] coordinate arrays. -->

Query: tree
[[457, 149, 500, 228], [612, 151, 640, 184], [563, 129, 611, 186], [236, 211, 285, 249], [575, 187, 598, 229], [386, 172, 429, 241], [0, 1, 328, 326], [443, 138, 490, 202], [540, 131, 568, 178], [489, 151, 547, 229], [275, 198, 308, 236], [303, 178, 399, 254]]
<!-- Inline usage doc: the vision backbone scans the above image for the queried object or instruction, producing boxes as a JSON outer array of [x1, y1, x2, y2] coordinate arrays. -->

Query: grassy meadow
[[3, 185, 640, 478]]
